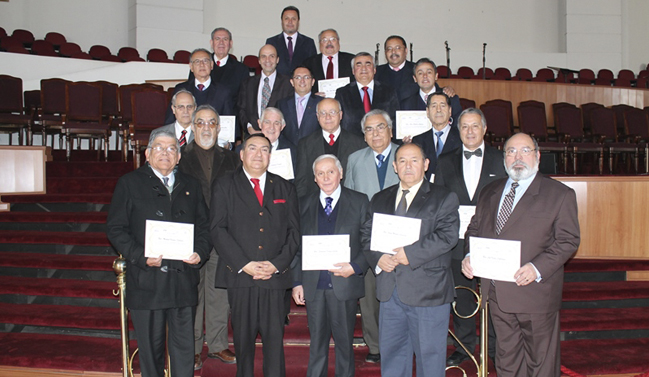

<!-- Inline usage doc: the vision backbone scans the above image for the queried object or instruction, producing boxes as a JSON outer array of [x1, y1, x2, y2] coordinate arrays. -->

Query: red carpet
[[0, 302, 128, 330], [561, 307, 649, 332], [565, 258, 649, 272], [561, 338, 649, 375], [0, 252, 115, 270], [563, 281, 649, 301], [0, 211, 108, 223], [0, 276, 117, 299], [0, 230, 110, 246]]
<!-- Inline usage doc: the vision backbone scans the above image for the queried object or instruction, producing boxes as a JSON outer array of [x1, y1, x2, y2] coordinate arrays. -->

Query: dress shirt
[[419, 88, 437, 104], [318, 184, 341, 209], [390, 61, 407, 72], [271, 139, 280, 152], [195, 77, 212, 91], [257, 71, 277, 116], [321, 53, 340, 79], [214, 55, 229, 66], [321, 126, 341, 144], [433, 124, 451, 147], [356, 80, 375, 103], [372, 144, 392, 166], [394, 179, 424, 213], [174, 121, 192, 141], [243, 168, 267, 194], [295, 92, 312, 107], [150, 165, 175, 189], [462, 142, 485, 200]]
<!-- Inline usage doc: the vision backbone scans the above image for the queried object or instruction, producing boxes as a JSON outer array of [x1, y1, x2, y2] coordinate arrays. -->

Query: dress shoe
[[208, 349, 236, 364], [194, 354, 203, 370], [446, 351, 470, 366], [365, 353, 381, 363]]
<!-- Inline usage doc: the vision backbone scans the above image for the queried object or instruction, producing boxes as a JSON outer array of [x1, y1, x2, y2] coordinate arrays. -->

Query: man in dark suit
[[211, 134, 300, 377], [335, 52, 400, 138], [375, 35, 418, 102], [258, 107, 297, 175], [292, 154, 369, 377], [166, 48, 233, 125], [462, 133, 580, 377], [237, 44, 294, 137], [302, 29, 355, 95], [343, 109, 400, 363], [265, 6, 317, 76], [412, 92, 463, 180], [177, 105, 240, 369], [156, 89, 196, 147], [277, 66, 322, 146], [361, 142, 460, 377], [400, 58, 461, 121], [107, 129, 211, 377], [295, 98, 365, 198], [434, 108, 506, 367]]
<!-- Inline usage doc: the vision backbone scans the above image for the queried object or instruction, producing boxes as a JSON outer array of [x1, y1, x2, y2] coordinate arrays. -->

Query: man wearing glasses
[[158, 89, 197, 149], [303, 29, 355, 95], [277, 66, 322, 146], [375, 35, 419, 102]]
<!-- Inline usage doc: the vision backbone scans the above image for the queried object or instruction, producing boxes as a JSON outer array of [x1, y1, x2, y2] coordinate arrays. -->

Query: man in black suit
[[335, 52, 400, 138], [412, 92, 463, 180], [434, 108, 506, 367], [265, 6, 317, 76], [237, 44, 294, 137], [107, 129, 211, 377], [257, 107, 297, 172], [156, 89, 196, 148], [211, 134, 300, 377], [375, 35, 418, 102], [302, 29, 355, 95], [166, 48, 234, 124], [400, 58, 461, 121], [277, 66, 322, 146], [177, 105, 240, 369], [292, 154, 369, 377], [361, 142, 460, 377], [294, 98, 365, 198]]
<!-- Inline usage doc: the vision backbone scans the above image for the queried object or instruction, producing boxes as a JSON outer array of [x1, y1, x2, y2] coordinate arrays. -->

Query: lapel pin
[[186, 191, 190, 195]]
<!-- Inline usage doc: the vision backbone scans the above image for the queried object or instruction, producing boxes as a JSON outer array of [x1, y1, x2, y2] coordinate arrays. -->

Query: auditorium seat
[[242, 55, 261, 75], [617, 69, 635, 81], [44, 32, 67, 51], [494, 67, 512, 80], [597, 69, 614, 82], [118, 47, 145, 62], [173, 50, 191, 64], [556, 71, 576, 83], [0, 75, 32, 146], [517, 100, 568, 172], [23, 90, 41, 117], [636, 77, 648, 89], [612, 104, 634, 135], [459, 98, 476, 110], [147, 48, 173, 63], [31, 40, 58, 57], [89, 45, 113, 60], [457, 66, 475, 79], [513, 68, 532, 81], [553, 103, 603, 174], [36, 78, 69, 147], [623, 108, 649, 172], [613, 78, 633, 88], [590, 107, 638, 173], [484, 99, 514, 134], [578, 68, 595, 84], [476, 67, 493, 79], [0, 36, 30, 54], [535, 68, 555, 82], [436, 65, 450, 78], [594, 77, 612, 86], [63, 81, 110, 162], [130, 89, 169, 167], [0, 26, 6, 38], [95, 81, 121, 151], [59, 42, 82, 57], [11, 29, 35, 48], [480, 102, 511, 146], [580, 102, 604, 133]]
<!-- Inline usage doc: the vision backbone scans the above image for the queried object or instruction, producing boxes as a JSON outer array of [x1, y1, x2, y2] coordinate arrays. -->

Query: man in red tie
[[156, 89, 196, 149], [302, 29, 355, 95]]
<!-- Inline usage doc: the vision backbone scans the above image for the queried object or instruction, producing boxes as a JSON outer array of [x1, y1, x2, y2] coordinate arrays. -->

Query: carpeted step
[[2, 193, 113, 204], [560, 307, 649, 332], [45, 177, 119, 194], [0, 276, 117, 299], [566, 258, 649, 272], [46, 161, 132, 178], [0, 230, 110, 246], [0, 211, 107, 223], [561, 337, 649, 376], [563, 281, 649, 301], [0, 302, 128, 330], [274, 313, 364, 344], [0, 252, 115, 271]]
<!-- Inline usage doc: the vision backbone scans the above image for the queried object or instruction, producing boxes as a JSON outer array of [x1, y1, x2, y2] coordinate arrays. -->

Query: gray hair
[[351, 52, 374, 70], [457, 108, 487, 130], [318, 28, 340, 42], [147, 129, 179, 150], [190, 48, 212, 63], [312, 154, 343, 174], [171, 89, 196, 107], [260, 107, 286, 126], [361, 109, 392, 134], [504, 132, 539, 152], [192, 104, 220, 125], [210, 27, 232, 41]]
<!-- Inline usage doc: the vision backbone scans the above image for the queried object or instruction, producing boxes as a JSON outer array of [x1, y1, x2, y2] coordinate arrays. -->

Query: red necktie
[[179, 130, 187, 147], [197, 84, 205, 91], [251, 178, 263, 206], [328, 134, 335, 146], [326, 56, 334, 80], [216, 61, 221, 67], [362, 86, 371, 113]]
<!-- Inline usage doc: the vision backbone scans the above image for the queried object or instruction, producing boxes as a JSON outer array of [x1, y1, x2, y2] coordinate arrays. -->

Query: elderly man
[[292, 154, 369, 377], [295, 98, 365, 198], [266, 6, 317, 76], [400, 58, 461, 118], [343, 109, 400, 363], [238, 44, 294, 137], [303, 29, 355, 93], [462, 133, 580, 377], [277, 66, 322, 146], [375, 35, 418, 101], [177, 105, 240, 369], [166, 48, 233, 125], [156, 89, 196, 147], [434, 108, 506, 366], [211, 133, 300, 377], [361, 142, 460, 377], [335, 52, 400, 138], [107, 129, 211, 377]]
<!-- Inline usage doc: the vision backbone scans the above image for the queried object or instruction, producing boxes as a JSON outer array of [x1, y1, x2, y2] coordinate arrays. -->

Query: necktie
[[261, 77, 271, 112], [287, 36, 294, 62], [326, 56, 334, 80], [362, 86, 371, 113], [393, 66, 400, 72], [197, 83, 205, 91], [496, 182, 519, 235], [328, 134, 335, 146], [296, 96, 305, 127], [435, 131, 444, 157], [179, 130, 187, 147], [464, 149, 483, 159], [251, 178, 263, 206], [324, 197, 333, 216], [216, 60, 221, 67], [376, 154, 385, 168], [162, 177, 172, 193], [395, 189, 409, 216]]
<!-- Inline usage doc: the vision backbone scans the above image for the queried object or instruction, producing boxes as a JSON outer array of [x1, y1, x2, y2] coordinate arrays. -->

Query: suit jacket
[[106, 165, 211, 310], [188, 54, 250, 110], [335, 80, 400, 138], [277, 93, 322, 146], [303, 52, 355, 94], [465, 174, 580, 313], [375, 61, 418, 101], [294, 128, 366, 198], [237, 73, 294, 134], [293, 187, 369, 301], [211, 167, 300, 290], [434, 145, 507, 258], [154, 122, 194, 146], [343, 143, 400, 200], [165, 80, 234, 124], [234, 137, 297, 177], [412, 125, 463, 179], [399, 84, 463, 121], [361, 181, 460, 307], [266, 33, 317, 76]]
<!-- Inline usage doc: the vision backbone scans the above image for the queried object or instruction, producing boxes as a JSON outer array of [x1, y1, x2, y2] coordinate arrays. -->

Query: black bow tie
[[464, 149, 483, 159]]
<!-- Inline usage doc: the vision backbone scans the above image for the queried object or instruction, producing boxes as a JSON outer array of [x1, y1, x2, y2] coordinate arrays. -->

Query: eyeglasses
[[292, 75, 312, 81], [363, 123, 389, 134], [173, 104, 195, 112], [504, 147, 536, 157], [191, 58, 211, 65], [385, 46, 404, 52], [195, 120, 218, 128], [150, 145, 178, 154], [320, 37, 338, 43], [317, 110, 340, 118]]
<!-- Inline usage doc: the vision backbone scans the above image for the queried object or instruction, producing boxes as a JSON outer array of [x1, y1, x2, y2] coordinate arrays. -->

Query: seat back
[[624, 108, 649, 140], [580, 102, 604, 133], [459, 98, 476, 110], [477, 67, 494, 79], [517, 100, 548, 139], [44, 32, 66, 49], [66, 82, 103, 123], [24, 90, 41, 116], [59, 42, 82, 57], [242, 55, 261, 75], [535, 68, 555, 81], [40, 78, 69, 116], [95, 81, 119, 118], [118, 47, 141, 61], [617, 69, 635, 80], [579, 69, 595, 81], [484, 99, 514, 134], [436, 65, 450, 78], [494, 67, 511, 80], [11, 29, 34, 47], [147, 48, 171, 62], [597, 69, 614, 81], [480, 103, 511, 140], [173, 50, 191, 64], [553, 103, 585, 139], [89, 45, 112, 59], [131, 89, 168, 130], [31, 40, 58, 57], [0, 75, 25, 114], [514, 68, 533, 81], [457, 66, 475, 79], [590, 107, 618, 141]]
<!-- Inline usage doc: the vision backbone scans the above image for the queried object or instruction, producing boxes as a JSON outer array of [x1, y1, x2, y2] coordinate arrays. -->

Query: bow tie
[[464, 149, 483, 159]]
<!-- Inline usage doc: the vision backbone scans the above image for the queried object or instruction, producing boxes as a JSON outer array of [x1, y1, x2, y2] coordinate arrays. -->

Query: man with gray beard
[[178, 104, 240, 369], [462, 133, 580, 377]]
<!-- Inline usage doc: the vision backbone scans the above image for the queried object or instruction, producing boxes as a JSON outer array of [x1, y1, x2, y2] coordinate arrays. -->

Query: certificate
[[396, 110, 432, 139], [370, 213, 422, 254], [318, 77, 350, 98], [218, 115, 236, 145], [469, 236, 521, 282], [458, 205, 476, 239], [268, 148, 294, 180], [145, 220, 194, 260], [302, 234, 350, 270]]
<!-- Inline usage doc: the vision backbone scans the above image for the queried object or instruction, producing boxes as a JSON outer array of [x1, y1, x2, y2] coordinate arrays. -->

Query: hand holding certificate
[[469, 236, 521, 282], [145, 220, 195, 260], [396, 111, 432, 139], [370, 213, 422, 254], [218, 115, 236, 145], [302, 235, 350, 270]]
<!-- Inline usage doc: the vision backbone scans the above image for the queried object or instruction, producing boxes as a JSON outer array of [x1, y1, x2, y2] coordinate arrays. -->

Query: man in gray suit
[[156, 89, 196, 148], [343, 109, 400, 363]]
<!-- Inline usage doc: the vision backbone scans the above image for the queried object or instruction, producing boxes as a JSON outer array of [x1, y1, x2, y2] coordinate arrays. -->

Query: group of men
[[106, 5, 580, 377]]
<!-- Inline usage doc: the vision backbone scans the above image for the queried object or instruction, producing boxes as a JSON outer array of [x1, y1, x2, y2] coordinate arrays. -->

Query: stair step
[[0, 302, 126, 330], [0, 230, 110, 246], [0, 252, 115, 271], [561, 337, 649, 375], [0, 276, 117, 299], [2, 193, 113, 204], [561, 307, 649, 332], [46, 161, 132, 178], [565, 258, 649, 272], [563, 281, 649, 301], [46, 177, 118, 194]]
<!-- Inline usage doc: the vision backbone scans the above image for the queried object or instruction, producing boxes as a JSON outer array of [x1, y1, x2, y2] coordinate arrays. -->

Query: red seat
[[63, 81, 110, 161], [436, 65, 451, 79], [494, 67, 512, 80], [457, 66, 475, 79], [129, 89, 169, 168], [535, 68, 555, 82], [0, 75, 32, 145], [597, 69, 614, 81], [89, 45, 112, 59], [147, 48, 173, 63], [173, 50, 191, 64], [242, 55, 261, 75], [518, 100, 568, 172], [580, 102, 604, 134], [613, 78, 632, 88], [24, 90, 41, 117], [590, 107, 639, 173], [459, 98, 476, 110], [36, 78, 69, 147], [44, 32, 67, 50], [59, 42, 83, 57], [635, 77, 648, 89], [553, 103, 604, 174], [513, 68, 533, 81], [118, 47, 144, 62], [476, 67, 493, 79], [618, 69, 635, 81], [0, 36, 30, 54], [480, 103, 511, 145], [484, 99, 514, 135], [0, 27, 6, 38], [578, 69, 595, 83], [594, 77, 611, 86], [31, 40, 58, 57], [623, 108, 649, 173], [11, 29, 35, 48]]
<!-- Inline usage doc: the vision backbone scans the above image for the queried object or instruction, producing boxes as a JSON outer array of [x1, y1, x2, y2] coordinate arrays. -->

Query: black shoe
[[446, 351, 470, 366], [365, 353, 380, 363]]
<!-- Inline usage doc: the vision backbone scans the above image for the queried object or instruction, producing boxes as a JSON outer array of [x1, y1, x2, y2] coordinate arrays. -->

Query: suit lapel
[[334, 189, 351, 234], [407, 181, 430, 218], [452, 150, 472, 203], [210, 148, 226, 186], [487, 180, 507, 236], [304, 194, 319, 235], [499, 174, 542, 235], [236, 170, 263, 212]]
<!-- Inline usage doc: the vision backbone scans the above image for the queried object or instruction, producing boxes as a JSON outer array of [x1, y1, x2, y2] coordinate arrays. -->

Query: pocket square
[[489, 174, 496, 177], [273, 199, 286, 204]]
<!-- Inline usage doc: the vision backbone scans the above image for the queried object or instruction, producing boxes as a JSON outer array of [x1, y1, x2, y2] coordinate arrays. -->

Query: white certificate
[[268, 148, 294, 180], [302, 234, 350, 270], [396, 110, 432, 139], [318, 77, 350, 98], [458, 205, 476, 239], [218, 115, 236, 144], [145, 220, 194, 260], [469, 236, 521, 282], [370, 213, 422, 254]]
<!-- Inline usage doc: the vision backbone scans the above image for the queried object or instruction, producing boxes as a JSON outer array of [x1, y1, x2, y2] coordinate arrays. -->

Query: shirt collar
[[194, 77, 212, 89], [357, 80, 375, 91], [390, 61, 406, 71], [319, 184, 342, 208], [214, 54, 229, 66]]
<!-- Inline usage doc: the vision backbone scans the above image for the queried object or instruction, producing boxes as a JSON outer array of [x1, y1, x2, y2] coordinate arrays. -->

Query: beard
[[197, 132, 217, 149], [504, 158, 539, 181]]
